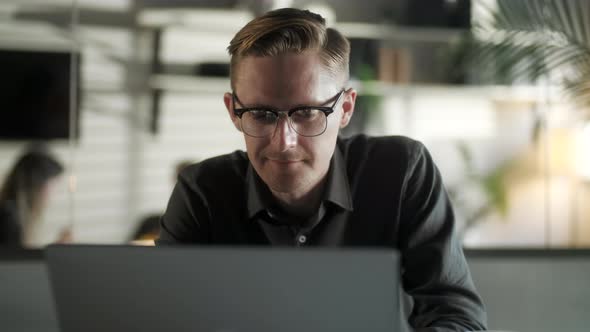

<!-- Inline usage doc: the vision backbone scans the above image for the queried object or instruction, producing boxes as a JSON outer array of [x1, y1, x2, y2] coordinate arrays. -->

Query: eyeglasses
[[232, 89, 346, 138]]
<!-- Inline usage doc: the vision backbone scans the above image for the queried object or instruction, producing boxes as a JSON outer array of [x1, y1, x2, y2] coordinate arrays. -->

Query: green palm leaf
[[468, 0, 590, 114]]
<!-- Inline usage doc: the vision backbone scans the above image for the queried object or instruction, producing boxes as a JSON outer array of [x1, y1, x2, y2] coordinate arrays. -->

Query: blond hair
[[227, 8, 350, 89]]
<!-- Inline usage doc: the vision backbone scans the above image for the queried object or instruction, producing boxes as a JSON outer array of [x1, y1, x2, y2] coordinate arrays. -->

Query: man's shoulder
[[339, 134, 425, 163], [177, 150, 249, 190]]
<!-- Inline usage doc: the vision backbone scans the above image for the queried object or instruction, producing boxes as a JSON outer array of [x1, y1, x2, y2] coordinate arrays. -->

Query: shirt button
[[298, 235, 307, 244]]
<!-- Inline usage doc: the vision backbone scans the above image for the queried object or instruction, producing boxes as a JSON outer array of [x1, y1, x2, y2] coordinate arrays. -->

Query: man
[[158, 8, 486, 331]]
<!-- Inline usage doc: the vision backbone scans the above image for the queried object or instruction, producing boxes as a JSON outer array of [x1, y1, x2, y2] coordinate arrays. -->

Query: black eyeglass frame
[[231, 89, 346, 138]]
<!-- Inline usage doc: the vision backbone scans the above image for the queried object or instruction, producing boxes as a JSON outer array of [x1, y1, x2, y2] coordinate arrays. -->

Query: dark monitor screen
[[0, 49, 80, 140]]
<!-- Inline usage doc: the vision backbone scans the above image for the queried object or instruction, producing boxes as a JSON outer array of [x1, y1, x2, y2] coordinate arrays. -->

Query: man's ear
[[223, 92, 242, 132], [339, 89, 357, 128]]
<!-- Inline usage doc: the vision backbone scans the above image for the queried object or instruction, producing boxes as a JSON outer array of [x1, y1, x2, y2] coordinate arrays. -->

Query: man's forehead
[[237, 53, 321, 81], [234, 53, 339, 104]]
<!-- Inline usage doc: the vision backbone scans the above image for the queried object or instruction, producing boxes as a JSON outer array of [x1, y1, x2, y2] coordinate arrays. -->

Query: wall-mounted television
[[0, 49, 80, 140]]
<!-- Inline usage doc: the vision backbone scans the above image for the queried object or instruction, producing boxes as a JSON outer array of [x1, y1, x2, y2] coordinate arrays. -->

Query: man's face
[[224, 52, 356, 196]]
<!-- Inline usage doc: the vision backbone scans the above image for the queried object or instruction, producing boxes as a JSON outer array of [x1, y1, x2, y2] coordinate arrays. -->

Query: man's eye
[[249, 110, 276, 122], [292, 108, 321, 121]]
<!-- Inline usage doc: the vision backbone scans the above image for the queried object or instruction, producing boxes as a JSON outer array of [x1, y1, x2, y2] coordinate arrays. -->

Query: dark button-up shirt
[[158, 134, 487, 332]]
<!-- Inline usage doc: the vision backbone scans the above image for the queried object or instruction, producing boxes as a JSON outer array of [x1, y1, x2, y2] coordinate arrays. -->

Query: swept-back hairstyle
[[227, 8, 350, 89]]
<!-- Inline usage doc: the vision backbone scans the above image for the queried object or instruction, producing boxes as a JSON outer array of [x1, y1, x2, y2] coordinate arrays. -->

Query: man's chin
[[266, 159, 304, 170], [255, 162, 310, 192], [266, 178, 303, 193], [263, 174, 310, 194]]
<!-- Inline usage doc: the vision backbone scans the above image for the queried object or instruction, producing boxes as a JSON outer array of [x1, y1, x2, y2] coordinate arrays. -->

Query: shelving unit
[[335, 22, 463, 43]]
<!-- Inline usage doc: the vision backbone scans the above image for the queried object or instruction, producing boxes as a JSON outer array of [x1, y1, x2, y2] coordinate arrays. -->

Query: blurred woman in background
[[0, 146, 65, 247]]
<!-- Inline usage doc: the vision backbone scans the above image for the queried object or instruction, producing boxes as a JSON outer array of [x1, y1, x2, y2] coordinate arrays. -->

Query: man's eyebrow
[[238, 102, 315, 110], [238, 95, 337, 110], [240, 103, 277, 109], [234, 95, 277, 109], [292, 94, 339, 108], [288, 96, 339, 109]]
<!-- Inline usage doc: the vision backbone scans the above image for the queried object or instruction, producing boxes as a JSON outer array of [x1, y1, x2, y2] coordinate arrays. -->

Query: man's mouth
[[268, 159, 301, 164]]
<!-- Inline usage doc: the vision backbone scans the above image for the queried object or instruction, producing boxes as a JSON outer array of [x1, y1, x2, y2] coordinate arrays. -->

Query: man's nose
[[271, 113, 297, 151]]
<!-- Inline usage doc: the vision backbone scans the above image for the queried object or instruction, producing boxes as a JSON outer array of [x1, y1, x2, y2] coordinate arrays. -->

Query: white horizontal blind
[[136, 92, 244, 234], [1, 19, 245, 245]]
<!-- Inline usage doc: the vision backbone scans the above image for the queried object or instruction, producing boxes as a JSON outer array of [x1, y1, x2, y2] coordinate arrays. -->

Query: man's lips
[[267, 158, 301, 164]]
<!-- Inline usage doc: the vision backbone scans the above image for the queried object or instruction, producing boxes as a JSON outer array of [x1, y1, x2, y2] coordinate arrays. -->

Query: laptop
[[0, 249, 59, 332], [46, 245, 403, 332]]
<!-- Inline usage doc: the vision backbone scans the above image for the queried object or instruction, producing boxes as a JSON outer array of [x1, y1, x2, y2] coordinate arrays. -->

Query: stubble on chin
[[257, 160, 311, 193]]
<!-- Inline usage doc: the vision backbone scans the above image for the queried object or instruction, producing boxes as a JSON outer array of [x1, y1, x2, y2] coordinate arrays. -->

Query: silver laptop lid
[[0, 249, 59, 332], [47, 245, 401, 332]]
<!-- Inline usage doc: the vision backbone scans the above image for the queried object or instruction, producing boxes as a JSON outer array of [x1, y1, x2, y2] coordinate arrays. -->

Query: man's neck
[[270, 177, 327, 218]]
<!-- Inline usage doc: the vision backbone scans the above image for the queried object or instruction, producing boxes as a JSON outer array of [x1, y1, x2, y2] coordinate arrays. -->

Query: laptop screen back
[[47, 245, 401, 332], [0, 249, 59, 332]]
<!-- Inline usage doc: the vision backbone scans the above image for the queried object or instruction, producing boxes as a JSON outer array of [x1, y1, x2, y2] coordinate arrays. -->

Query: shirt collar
[[323, 145, 354, 211], [246, 164, 274, 219], [245, 144, 353, 220]]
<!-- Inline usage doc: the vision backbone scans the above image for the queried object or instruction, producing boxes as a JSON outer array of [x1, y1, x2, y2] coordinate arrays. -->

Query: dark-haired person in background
[[157, 8, 486, 331], [0, 146, 69, 247]]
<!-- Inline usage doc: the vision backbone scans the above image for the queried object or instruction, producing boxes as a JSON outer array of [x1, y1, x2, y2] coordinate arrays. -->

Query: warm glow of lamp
[[546, 128, 576, 175], [575, 122, 590, 180]]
